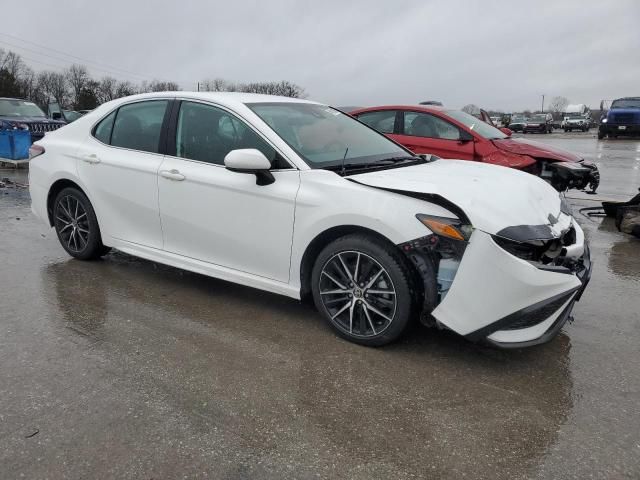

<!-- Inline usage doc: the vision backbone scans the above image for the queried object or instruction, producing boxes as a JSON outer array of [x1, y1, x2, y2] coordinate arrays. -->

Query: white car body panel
[[29, 91, 591, 347], [350, 160, 568, 236], [157, 156, 300, 283], [76, 136, 165, 249], [431, 229, 582, 339]]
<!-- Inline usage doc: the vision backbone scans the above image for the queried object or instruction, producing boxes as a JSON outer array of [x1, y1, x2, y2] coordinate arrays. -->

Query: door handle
[[160, 169, 186, 181], [81, 153, 101, 164]]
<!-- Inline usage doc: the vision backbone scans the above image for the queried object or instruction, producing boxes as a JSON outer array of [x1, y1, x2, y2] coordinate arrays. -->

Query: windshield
[[0, 99, 46, 118], [444, 109, 507, 140], [530, 115, 547, 122], [566, 112, 583, 118], [611, 99, 640, 109], [247, 103, 408, 168], [511, 116, 525, 123]]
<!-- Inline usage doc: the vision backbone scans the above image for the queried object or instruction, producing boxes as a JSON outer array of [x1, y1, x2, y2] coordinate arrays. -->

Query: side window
[[176, 101, 286, 167], [356, 110, 396, 134], [93, 110, 116, 144], [111, 100, 168, 153], [403, 112, 461, 140]]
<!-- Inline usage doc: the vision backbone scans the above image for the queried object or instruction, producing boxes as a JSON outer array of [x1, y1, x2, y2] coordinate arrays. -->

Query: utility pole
[[541, 94, 545, 113], [197, 82, 200, 92]]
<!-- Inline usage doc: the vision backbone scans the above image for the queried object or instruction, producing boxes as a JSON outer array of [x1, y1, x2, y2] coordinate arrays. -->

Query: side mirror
[[500, 127, 513, 137], [459, 130, 474, 142], [224, 148, 275, 186], [51, 112, 62, 120]]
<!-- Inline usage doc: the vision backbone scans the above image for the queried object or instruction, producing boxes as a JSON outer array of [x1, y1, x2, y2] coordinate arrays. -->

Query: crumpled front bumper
[[429, 223, 591, 348]]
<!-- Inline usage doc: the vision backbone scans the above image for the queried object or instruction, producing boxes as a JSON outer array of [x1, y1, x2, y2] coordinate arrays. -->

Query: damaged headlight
[[492, 225, 577, 265]]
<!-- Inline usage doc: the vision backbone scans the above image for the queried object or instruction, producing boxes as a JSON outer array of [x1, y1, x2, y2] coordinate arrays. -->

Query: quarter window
[[175, 101, 285, 167], [356, 110, 397, 134], [93, 110, 116, 144], [110, 101, 168, 153], [403, 112, 461, 140]]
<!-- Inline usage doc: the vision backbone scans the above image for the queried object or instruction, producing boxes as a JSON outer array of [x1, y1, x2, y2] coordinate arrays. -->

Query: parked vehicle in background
[[523, 113, 553, 134], [47, 102, 83, 123], [351, 105, 599, 192], [562, 104, 591, 132], [598, 97, 640, 139], [490, 116, 501, 126], [29, 92, 592, 348], [0, 97, 66, 143], [62, 110, 83, 123], [509, 115, 527, 132]]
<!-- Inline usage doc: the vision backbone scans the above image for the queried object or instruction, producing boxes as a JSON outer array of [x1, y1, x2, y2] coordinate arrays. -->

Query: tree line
[[0, 48, 305, 112]]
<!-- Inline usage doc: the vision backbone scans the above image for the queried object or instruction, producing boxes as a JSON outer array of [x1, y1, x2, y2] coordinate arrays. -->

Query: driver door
[[395, 111, 475, 160], [157, 101, 299, 283]]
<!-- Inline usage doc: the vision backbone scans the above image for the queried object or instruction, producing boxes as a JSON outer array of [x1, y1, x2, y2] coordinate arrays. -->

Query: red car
[[350, 105, 599, 193]]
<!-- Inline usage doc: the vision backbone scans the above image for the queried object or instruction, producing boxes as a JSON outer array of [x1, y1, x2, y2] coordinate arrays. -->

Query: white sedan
[[29, 92, 591, 347]]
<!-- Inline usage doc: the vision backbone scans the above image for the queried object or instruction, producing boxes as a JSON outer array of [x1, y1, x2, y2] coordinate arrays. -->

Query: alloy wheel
[[319, 250, 397, 338], [54, 195, 90, 253]]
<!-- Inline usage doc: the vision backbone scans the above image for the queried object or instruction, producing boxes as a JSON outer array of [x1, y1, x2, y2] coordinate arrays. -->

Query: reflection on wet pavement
[[1, 135, 639, 479]]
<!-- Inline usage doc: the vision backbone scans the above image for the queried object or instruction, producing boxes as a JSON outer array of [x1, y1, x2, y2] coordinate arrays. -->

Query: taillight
[[29, 144, 45, 159]]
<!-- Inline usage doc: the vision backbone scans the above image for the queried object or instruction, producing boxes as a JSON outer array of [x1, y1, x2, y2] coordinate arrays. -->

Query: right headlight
[[416, 214, 473, 241]]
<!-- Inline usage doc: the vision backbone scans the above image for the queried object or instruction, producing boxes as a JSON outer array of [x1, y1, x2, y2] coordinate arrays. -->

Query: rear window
[[92, 100, 168, 154]]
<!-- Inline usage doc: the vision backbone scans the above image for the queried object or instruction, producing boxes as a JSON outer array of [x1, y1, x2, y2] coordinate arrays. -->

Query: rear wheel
[[53, 187, 110, 260], [311, 234, 416, 346]]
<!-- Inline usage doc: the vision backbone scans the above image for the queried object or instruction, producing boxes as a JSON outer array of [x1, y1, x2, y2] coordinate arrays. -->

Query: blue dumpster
[[0, 129, 32, 160]]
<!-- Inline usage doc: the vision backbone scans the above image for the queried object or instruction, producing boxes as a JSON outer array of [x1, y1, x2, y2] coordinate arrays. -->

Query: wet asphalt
[[0, 132, 639, 479]]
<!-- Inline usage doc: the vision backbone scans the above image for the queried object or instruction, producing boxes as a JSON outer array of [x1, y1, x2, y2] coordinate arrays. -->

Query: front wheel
[[311, 234, 417, 346], [53, 187, 110, 260]]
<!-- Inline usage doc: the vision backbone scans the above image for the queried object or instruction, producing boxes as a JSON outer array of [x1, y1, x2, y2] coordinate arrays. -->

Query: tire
[[53, 187, 110, 260], [597, 131, 605, 140], [311, 234, 417, 346]]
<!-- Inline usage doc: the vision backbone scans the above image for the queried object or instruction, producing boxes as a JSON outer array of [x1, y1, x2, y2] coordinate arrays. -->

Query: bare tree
[[462, 104, 480, 115], [115, 80, 136, 98], [548, 96, 570, 114], [140, 80, 180, 93], [201, 78, 233, 92], [38, 71, 69, 107], [66, 64, 89, 109], [96, 76, 118, 103]]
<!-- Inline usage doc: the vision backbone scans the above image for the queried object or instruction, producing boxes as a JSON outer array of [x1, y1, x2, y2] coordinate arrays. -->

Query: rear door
[[395, 111, 475, 159], [355, 109, 400, 139], [76, 99, 170, 249]]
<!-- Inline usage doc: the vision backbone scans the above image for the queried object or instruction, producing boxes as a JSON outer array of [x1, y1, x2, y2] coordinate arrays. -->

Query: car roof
[[351, 105, 448, 114], [103, 91, 319, 110]]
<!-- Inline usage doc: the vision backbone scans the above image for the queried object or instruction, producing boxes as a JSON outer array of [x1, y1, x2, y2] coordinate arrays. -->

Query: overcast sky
[[4, 0, 640, 111]]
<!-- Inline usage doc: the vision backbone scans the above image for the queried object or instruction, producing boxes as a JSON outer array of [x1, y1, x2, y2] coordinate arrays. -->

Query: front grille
[[29, 122, 63, 135], [611, 113, 635, 124]]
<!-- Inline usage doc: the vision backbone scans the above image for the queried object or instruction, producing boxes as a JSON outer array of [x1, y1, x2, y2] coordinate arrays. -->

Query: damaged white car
[[29, 93, 591, 347]]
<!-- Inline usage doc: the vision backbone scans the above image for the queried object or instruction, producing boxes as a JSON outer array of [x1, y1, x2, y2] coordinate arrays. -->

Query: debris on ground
[[0, 177, 28, 189]]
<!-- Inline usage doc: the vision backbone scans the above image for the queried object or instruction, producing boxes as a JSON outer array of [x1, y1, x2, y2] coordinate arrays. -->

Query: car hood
[[491, 138, 580, 162], [350, 160, 567, 235], [0, 115, 66, 125]]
